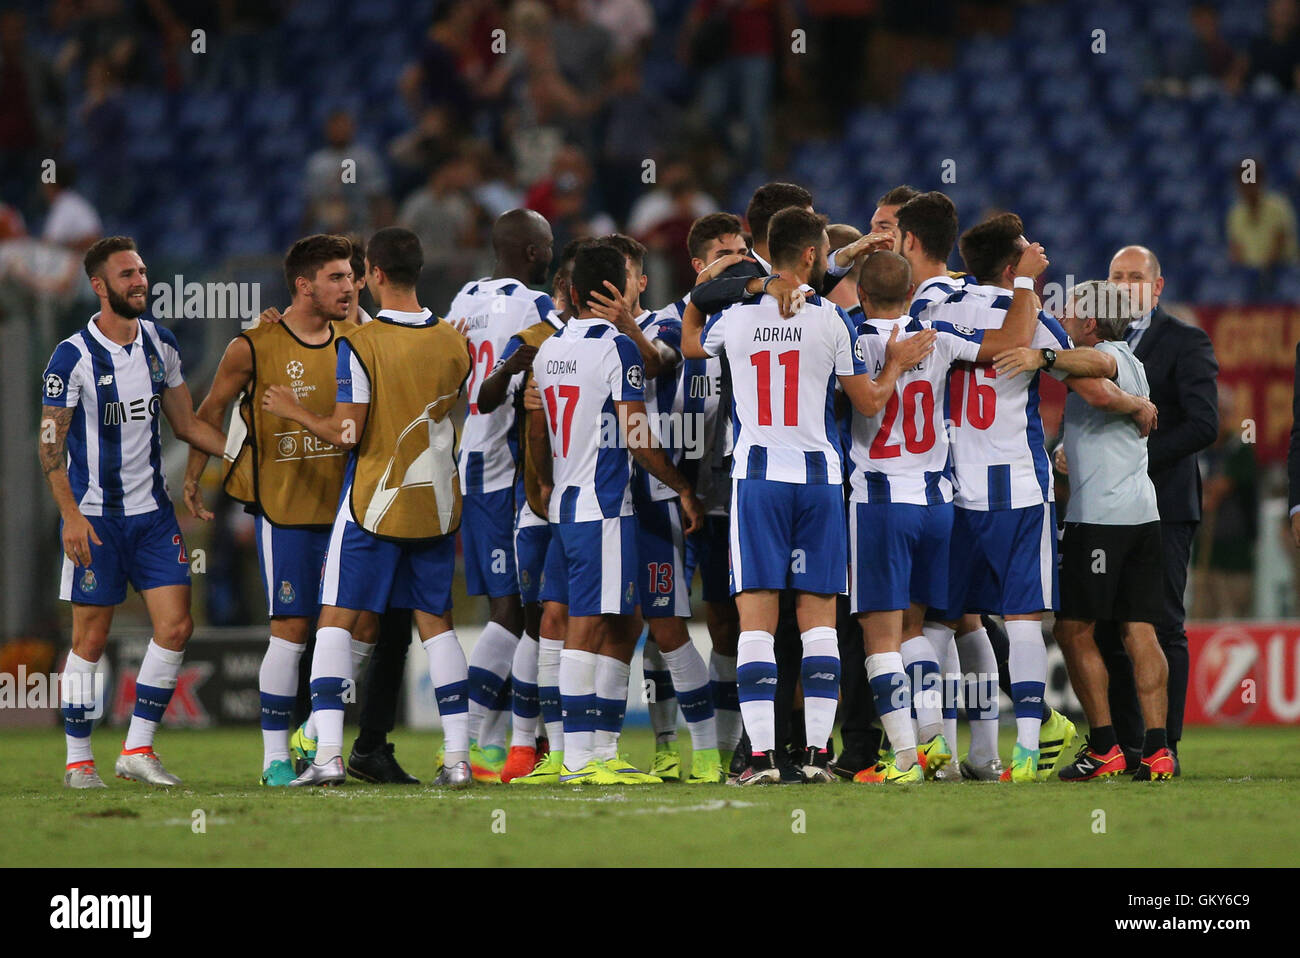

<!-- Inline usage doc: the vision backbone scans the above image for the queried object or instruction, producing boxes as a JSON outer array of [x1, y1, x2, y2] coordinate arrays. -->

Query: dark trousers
[[836, 594, 881, 761], [359, 607, 414, 740], [774, 591, 804, 757], [1095, 520, 1196, 752]]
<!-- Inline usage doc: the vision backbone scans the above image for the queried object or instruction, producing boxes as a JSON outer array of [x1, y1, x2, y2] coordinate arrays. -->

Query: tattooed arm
[[40, 404, 101, 566]]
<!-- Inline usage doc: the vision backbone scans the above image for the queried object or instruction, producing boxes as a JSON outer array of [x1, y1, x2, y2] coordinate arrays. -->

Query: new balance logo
[[809, 672, 836, 681], [97, 374, 114, 386], [756, 677, 778, 685], [652, 596, 670, 607]]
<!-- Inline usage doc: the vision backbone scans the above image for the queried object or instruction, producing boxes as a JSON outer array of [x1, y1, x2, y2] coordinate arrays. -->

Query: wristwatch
[[1041, 347, 1057, 370]]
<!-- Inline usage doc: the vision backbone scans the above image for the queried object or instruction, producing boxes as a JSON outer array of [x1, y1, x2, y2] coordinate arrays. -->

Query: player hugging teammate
[[46, 188, 1167, 789]]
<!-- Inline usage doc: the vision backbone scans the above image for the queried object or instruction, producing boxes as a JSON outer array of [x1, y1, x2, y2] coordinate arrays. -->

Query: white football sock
[[642, 632, 679, 744], [467, 621, 519, 742], [709, 651, 741, 753], [663, 641, 717, 750], [422, 630, 469, 765], [559, 648, 598, 770], [901, 634, 943, 743], [955, 625, 1000, 764], [1006, 619, 1047, 752], [510, 632, 540, 746], [123, 640, 184, 751], [867, 651, 917, 769], [309, 626, 353, 764], [538, 636, 565, 750], [593, 654, 630, 761], [259, 636, 304, 767], [799, 627, 840, 751], [62, 650, 99, 766], [736, 630, 777, 754]]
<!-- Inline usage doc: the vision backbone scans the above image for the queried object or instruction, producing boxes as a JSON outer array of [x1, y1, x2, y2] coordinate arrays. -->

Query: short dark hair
[[602, 233, 647, 269], [767, 208, 829, 269], [958, 212, 1026, 285], [746, 182, 814, 246], [284, 234, 353, 294], [347, 234, 366, 282], [687, 212, 745, 260], [365, 227, 423, 288], [877, 185, 920, 208], [897, 191, 958, 264], [84, 236, 138, 279], [859, 250, 912, 308], [571, 244, 627, 309]]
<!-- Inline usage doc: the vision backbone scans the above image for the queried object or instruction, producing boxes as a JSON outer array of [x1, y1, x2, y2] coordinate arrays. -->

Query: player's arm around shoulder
[[182, 335, 254, 519], [839, 316, 937, 418], [477, 332, 535, 415], [263, 338, 369, 449]]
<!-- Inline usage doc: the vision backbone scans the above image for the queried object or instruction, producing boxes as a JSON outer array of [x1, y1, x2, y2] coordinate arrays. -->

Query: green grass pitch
[[1, 726, 1295, 867]]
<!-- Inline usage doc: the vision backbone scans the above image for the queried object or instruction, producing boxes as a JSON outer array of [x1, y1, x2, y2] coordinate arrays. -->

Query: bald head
[[492, 208, 554, 285], [858, 250, 912, 315], [1108, 244, 1163, 316]]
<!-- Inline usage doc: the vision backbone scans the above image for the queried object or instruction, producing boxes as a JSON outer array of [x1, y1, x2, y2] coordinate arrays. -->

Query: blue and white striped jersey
[[532, 317, 645, 523], [664, 296, 732, 515], [702, 288, 866, 485], [41, 314, 184, 517], [924, 283, 1073, 511], [847, 316, 983, 506], [908, 273, 966, 321], [632, 307, 684, 504], [447, 277, 556, 495]]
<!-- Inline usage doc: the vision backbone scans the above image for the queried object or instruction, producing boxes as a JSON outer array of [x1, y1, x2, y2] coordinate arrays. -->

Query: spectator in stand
[[388, 105, 459, 201], [1227, 162, 1299, 296], [1245, 0, 1300, 92], [302, 109, 394, 236], [41, 168, 102, 252], [396, 148, 485, 259], [1159, 3, 1245, 95], [400, 0, 503, 131], [599, 56, 683, 224], [681, 0, 799, 172], [524, 143, 615, 255], [552, 0, 613, 94], [1191, 386, 1258, 620], [583, 0, 654, 56], [630, 162, 719, 291], [0, 11, 64, 221]]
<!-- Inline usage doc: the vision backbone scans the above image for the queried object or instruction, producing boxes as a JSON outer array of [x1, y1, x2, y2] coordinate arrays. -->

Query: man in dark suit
[[1093, 245, 1219, 772], [1289, 342, 1300, 547]]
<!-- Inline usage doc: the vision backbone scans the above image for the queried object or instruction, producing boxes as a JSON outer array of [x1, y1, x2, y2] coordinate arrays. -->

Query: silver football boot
[[933, 761, 964, 783], [65, 763, 108, 789], [115, 749, 183, 786], [959, 756, 1004, 781], [432, 761, 472, 788], [288, 755, 346, 786]]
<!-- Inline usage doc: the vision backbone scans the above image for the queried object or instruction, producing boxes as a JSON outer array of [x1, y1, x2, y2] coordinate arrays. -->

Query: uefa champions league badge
[[149, 355, 165, 384], [625, 580, 635, 605], [277, 580, 296, 605], [80, 569, 97, 593]]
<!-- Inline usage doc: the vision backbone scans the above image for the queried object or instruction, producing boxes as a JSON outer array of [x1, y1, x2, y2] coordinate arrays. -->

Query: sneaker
[[500, 745, 537, 783], [288, 755, 346, 786], [959, 756, 1004, 781], [800, 747, 836, 783], [115, 747, 182, 786], [650, 742, 681, 782], [999, 743, 1040, 783], [604, 754, 662, 784], [433, 761, 473, 788], [734, 750, 782, 786], [916, 734, 953, 781], [347, 742, 419, 784], [289, 722, 317, 775], [829, 749, 876, 781], [260, 758, 297, 786], [853, 758, 924, 785], [1035, 708, 1078, 781], [1058, 739, 1125, 782], [469, 742, 505, 783], [1132, 747, 1175, 782], [65, 760, 107, 789], [685, 747, 725, 784], [511, 750, 564, 785], [559, 760, 629, 785], [932, 761, 964, 783]]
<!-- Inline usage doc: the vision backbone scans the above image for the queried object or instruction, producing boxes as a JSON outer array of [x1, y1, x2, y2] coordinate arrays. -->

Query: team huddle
[[42, 179, 1180, 791]]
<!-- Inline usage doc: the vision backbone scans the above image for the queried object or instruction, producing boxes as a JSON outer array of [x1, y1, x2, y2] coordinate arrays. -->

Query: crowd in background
[[3, 0, 1298, 626]]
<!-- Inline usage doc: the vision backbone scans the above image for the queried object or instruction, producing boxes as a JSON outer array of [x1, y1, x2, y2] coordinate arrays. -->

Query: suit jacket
[[1289, 342, 1300, 511], [1132, 303, 1219, 522]]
